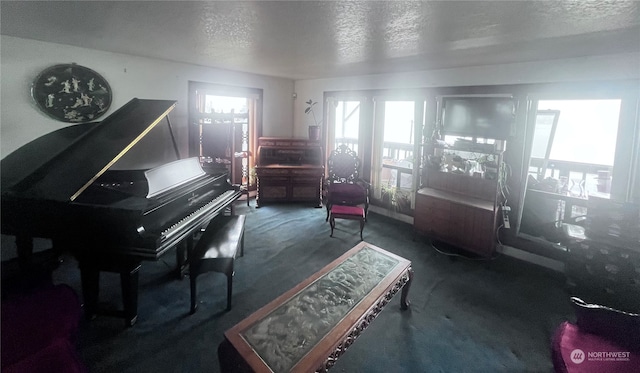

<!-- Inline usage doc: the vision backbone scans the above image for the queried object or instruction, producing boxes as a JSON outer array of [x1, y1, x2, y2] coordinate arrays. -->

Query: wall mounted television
[[441, 96, 515, 140]]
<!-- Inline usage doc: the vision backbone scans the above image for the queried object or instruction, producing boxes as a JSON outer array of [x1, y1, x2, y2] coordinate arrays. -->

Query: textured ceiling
[[2, 1, 639, 80]]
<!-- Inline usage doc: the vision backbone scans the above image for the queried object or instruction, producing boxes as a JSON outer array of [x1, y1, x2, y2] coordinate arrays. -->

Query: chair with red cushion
[[329, 204, 366, 240], [325, 145, 370, 222]]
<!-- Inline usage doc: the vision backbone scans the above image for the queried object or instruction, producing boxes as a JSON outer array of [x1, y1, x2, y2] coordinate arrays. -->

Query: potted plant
[[380, 186, 411, 213], [305, 99, 321, 140]]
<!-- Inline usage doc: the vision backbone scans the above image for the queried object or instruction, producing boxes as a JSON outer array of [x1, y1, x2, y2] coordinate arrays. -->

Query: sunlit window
[[537, 100, 620, 166], [379, 101, 416, 209], [383, 101, 414, 145], [204, 95, 247, 114], [527, 99, 621, 198], [335, 101, 360, 139]]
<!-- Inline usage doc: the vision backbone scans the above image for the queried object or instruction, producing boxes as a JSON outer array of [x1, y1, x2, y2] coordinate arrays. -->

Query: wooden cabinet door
[[449, 203, 474, 249], [414, 188, 497, 256], [414, 194, 451, 238], [447, 204, 496, 256], [413, 193, 431, 234], [471, 208, 496, 255]]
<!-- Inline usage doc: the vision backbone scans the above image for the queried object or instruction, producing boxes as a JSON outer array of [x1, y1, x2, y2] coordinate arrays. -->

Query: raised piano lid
[[2, 98, 177, 202]]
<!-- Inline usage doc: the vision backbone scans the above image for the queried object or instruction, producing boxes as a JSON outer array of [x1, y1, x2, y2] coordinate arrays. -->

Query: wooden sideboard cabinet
[[414, 150, 502, 257], [255, 137, 324, 207]]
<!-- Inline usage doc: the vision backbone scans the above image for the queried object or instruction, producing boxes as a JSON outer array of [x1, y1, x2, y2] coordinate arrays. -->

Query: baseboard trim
[[498, 244, 565, 273], [369, 205, 413, 224]]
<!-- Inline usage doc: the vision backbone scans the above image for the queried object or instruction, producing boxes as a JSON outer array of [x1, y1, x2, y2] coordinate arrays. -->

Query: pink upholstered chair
[[1, 284, 86, 373], [551, 297, 639, 373], [325, 145, 370, 222]]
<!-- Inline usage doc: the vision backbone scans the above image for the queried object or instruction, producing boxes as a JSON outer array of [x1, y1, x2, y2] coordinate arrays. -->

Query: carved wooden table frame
[[223, 241, 413, 372]]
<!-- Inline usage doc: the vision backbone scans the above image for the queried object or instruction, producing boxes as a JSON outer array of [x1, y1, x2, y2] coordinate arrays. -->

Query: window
[[371, 99, 424, 214], [189, 82, 262, 188], [528, 100, 621, 198], [199, 95, 249, 185], [379, 101, 416, 191], [325, 93, 425, 216], [519, 98, 626, 242], [333, 100, 361, 153], [537, 100, 620, 165]]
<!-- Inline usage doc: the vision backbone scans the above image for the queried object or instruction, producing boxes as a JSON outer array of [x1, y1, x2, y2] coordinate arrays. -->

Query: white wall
[[292, 52, 640, 137], [3, 35, 639, 163], [0, 36, 295, 168]]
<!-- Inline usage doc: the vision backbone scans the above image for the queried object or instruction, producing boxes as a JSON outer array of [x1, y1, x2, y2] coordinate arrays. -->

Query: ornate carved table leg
[[400, 267, 413, 310]]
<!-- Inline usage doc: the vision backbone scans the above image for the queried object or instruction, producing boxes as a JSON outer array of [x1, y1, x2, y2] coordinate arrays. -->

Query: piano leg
[[15, 235, 34, 270], [79, 260, 99, 322], [120, 264, 140, 327], [77, 254, 141, 328], [176, 237, 194, 280]]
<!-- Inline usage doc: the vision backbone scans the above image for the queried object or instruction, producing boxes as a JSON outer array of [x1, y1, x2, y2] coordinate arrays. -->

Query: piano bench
[[189, 215, 246, 314]]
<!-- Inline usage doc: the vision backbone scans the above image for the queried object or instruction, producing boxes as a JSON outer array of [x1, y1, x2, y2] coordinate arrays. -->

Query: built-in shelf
[[414, 143, 503, 257]]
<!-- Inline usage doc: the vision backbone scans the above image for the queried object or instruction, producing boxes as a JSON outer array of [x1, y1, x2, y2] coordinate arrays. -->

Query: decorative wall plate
[[31, 63, 112, 123]]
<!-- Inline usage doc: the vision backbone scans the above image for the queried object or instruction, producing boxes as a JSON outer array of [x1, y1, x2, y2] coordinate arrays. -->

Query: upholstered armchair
[[325, 145, 370, 221], [551, 297, 639, 372]]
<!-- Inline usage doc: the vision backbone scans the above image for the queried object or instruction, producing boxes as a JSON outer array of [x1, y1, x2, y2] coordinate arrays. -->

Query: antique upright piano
[[1, 98, 241, 326], [255, 137, 324, 208]]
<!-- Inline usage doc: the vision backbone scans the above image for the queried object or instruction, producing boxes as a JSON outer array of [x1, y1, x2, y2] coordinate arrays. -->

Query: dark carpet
[[48, 201, 573, 372]]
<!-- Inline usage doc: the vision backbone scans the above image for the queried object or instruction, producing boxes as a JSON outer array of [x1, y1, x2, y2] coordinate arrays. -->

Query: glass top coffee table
[[220, 241, 413, 372]]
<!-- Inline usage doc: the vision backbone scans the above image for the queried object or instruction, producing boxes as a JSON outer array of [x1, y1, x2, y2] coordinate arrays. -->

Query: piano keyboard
[[160, 189, 240, 243]]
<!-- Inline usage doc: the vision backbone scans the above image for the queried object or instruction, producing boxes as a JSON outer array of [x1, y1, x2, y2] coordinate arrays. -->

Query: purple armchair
[[325, 145, 370, 221], [551, 297, 639, 373], [1, 284, 86, 373]]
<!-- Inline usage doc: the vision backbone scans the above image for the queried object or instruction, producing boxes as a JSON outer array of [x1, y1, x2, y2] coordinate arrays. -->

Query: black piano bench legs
[[189, 215, 246, 314]]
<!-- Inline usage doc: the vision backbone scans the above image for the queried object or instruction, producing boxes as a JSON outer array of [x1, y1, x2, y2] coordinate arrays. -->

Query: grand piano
[[1, 98, 241, 326]]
